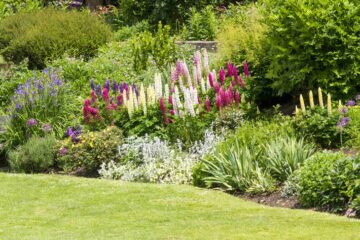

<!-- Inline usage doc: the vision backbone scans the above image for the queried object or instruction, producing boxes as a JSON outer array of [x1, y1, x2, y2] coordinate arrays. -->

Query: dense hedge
[[264, 0, 360, 99], [0, 8, 112, 69]]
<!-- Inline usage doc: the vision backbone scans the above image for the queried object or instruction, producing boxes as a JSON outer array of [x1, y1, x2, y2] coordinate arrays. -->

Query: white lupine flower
[[154, 73, 162, 99], [164, 84, 169, 101], [212, 69, 217, 83], [200, 78, 206, 94], [139, 84, 147, 115], [174, 86, 183, 109], [190, 86, 198, 106], [127, 88, 134, 117], [172, 93, 178, 116], [178, 76, 185, 92], [202, 48, 210, 74], [194, 51, 202, 82], [181, 62, 192, 87], [183, 88, 196, 117], [133, 88, 139, 110], [206, 75, 211, 90]]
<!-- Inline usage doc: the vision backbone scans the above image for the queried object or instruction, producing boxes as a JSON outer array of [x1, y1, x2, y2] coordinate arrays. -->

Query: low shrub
[[297, 151, 360, 213], [8, 135, 56, 173], [350, 195, 360, 216], [57, 126, 123, 174], [292, 107, 345, 148], [99, 136, 196, 184], [0, 8, 112, 69]]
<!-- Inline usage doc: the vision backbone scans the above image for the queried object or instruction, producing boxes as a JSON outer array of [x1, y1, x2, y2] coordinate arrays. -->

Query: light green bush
[[8, 135, 56, 173], [0, 8, 112, 69]]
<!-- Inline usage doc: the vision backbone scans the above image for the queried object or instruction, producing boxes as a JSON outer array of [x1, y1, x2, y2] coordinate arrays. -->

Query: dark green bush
[[0, 8, 112, 69], [57, 126, 123, 174], [297, 151, 360, 213], [264, 0, 360, 98], [8, 135, 56, 173], [293, 107, 346, 148]]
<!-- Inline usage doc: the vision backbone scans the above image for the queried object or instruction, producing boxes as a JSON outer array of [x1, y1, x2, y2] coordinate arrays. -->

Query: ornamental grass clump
[[1, 68, 78, 151]]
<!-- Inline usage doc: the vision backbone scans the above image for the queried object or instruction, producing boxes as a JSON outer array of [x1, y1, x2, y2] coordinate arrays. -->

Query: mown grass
[[0, 173, 359, 240]]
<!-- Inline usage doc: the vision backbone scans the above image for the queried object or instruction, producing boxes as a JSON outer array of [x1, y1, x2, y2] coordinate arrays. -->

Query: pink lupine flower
[[214, 82, 220, 93], [205, 96, 211, 112], [102, 88, 109, 103], [208, 73, 214, 87], [219, 88, 226, 103], [168, 96, 173, 105], [244, 61, 250, 78], [233, 64, 238, 80], [216, 95, 222, 109], [231, 80, 235, 86], [169, 109, 175, 115], [219, 68, 226, 85], [227, 62, 233, 77], [226, 90, 233, 106], [160, 98, 168, 125], [234, 91, 240, 107], [168, 118, 174, 124]]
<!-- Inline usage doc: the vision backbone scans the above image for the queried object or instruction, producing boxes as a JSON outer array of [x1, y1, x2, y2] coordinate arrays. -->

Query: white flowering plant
[[99, 129, 224, 184]]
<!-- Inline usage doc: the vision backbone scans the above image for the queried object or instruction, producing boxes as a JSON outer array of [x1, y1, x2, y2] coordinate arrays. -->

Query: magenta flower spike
[[216, 95, 222, 110], [208, 73, 214, 87], [160, 97, 168, 125], [233, 64, 238, 80], [244, 61, 250, 78], [214, 82, 220, 93], [234, 91, 240, 107], [219, 68, 226, 85], [227, 62, 233, 77], [205, 96, 211, 112], [102, 88, 109, 103]]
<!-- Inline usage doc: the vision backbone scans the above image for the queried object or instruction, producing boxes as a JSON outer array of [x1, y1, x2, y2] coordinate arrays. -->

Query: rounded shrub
[[0, 8, 112, 69], [297, 151, 360, 213], [8, 135, 56, 173], [56, 126, 123, 175]]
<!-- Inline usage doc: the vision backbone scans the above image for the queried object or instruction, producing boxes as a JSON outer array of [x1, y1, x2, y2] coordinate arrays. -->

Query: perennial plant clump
[[1, 68, 78, 151]]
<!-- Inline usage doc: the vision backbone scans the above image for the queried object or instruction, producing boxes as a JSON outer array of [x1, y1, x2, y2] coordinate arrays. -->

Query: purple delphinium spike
[[340, 107, 348, 114], [90, 79, 95, 90], [113, 80, 119, 93], [95, 84, 102, 96], [104, 79, 110, 90]]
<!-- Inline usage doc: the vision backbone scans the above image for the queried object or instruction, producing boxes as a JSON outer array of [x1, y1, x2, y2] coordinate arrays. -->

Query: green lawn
[[0, 173, 359, 240]]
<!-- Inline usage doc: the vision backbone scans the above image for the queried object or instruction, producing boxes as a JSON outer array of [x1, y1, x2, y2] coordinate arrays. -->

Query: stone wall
[[175, 41, 218, 52]]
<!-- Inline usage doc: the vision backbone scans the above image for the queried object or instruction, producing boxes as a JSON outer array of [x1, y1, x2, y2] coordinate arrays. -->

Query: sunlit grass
[[0, 173, 359, 240]]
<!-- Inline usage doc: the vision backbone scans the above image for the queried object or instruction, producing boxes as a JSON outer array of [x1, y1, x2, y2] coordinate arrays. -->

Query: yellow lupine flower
[[327, 94, 332, 114], [309, 90, 315, 110], [318, 87, 324, 109], [300, 94, 306, 113]]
